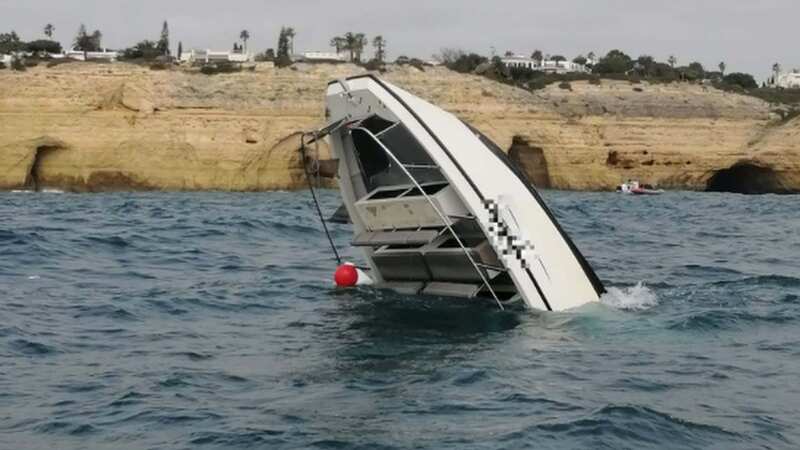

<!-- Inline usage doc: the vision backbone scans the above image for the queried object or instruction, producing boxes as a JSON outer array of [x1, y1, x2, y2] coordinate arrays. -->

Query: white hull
[[324, 75, 604, 311]]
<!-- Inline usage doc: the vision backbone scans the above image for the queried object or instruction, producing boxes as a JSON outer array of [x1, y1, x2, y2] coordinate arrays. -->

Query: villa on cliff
[[179, 49, 254, 64], [65, 48, 119, 61], [297, 51, 347, 62], [501, 54, 588, 74], [773, 71, 800, 89]]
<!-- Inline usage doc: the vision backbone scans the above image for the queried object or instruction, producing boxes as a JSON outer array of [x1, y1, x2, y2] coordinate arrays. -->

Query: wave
[[9, 339, 58, 356], [528, 404, 741, 442], [85, 235, 131, 248], [189, 429, 286, 447], [601, 282, 659, 311], [667, 308, 796, 331]]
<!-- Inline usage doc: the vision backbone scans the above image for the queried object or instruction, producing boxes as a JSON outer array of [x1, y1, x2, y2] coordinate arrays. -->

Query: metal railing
[[350, 126, 506, 310]]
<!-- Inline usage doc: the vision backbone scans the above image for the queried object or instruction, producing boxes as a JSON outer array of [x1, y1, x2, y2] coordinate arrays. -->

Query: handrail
[[351, 126, 505, 310]]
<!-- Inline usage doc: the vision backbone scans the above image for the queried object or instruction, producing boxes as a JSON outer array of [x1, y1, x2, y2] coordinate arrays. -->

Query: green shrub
[[149, 62, 168, 70], [10, 57, 25, 71], [446, 53, 488, 73], [362, 59, 384, 71], [558, 81, 572, 90], [121, 40, 162, 61], [46, 58, 75, 68], [275, 54, 292, 68], [728, 87, 800, 105], [593, 49, 634, 74], [199, 62, 242, 75], [0, 62, 5, 70], [722, 72, 758, 90], [409, 58, 426, 72], [25, 39, 62, 54], [24, 60, 39, 68]]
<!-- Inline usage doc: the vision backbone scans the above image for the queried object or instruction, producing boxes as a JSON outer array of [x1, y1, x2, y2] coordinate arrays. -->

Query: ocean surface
[[1, 190, 799, 450]]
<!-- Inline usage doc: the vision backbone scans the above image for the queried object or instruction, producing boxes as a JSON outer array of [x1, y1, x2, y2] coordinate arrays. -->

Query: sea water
[[1, 190, 798, 449]]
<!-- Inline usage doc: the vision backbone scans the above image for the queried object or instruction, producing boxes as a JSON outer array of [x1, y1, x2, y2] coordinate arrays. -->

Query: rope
[[301, 133, 342, 266]]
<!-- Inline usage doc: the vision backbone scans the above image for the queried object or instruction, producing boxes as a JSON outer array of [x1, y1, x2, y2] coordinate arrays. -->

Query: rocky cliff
[[1, 62, 798, 192]]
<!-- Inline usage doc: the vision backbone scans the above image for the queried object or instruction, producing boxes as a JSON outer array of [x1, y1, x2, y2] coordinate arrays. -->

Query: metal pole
[[301, 132, 342, 266]]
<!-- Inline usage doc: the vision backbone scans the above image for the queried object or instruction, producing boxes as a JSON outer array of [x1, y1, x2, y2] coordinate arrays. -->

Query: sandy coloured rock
[[0, 62, 798, 192]]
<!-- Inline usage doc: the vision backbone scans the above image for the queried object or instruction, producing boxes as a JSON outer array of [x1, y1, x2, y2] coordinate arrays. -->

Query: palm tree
[[773, 62, 781, 76], [44, 23, 54, 39], [372, 35, 386, 62], [354, 33, 368, 63], [343, 32, 356, 62], [718, 61, 726, 76], [668, 55, 677, 68], [531, 50, 543, 65], [285, 27, 296, 55], [330, 36, 345, 55], [240, 30, 250, 53]]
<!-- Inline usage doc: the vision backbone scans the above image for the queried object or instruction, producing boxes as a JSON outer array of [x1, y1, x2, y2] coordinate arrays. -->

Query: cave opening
[[508, 137, 551, 188], [705, 162, 786, 195], [25, 145, 63, 191]]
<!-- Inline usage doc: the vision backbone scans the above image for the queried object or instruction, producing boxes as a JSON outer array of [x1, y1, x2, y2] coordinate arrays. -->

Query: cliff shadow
[[705, 161, 791, 194], [508, 136, 551, 188]]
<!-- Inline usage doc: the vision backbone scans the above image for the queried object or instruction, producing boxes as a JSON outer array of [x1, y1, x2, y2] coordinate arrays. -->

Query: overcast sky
[[2, 0, 797, 80]]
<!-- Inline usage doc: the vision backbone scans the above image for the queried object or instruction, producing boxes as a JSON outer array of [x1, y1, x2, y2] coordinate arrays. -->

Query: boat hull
[[325, 75, 604, 311]]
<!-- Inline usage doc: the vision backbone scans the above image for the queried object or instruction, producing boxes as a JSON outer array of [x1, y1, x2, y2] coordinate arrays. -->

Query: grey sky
[[2, 0, 797, 80]]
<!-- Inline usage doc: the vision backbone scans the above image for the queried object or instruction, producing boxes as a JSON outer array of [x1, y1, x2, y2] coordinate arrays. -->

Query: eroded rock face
[[508, 136, 550, 188], [0, 63, 798, 192]]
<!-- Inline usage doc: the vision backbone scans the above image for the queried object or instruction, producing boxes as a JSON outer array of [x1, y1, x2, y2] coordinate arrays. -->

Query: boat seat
[[352, 230, 440, 247], [422, 235, 500, 283], [381, 281, 425, 295], [422, 282, 482, 298]]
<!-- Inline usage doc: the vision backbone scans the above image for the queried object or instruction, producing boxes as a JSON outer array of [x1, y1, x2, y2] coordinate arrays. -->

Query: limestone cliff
[[0, 62, 798, 192]]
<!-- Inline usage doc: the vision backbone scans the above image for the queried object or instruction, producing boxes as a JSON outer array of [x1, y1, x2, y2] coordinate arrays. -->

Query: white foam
[[601, 282, 659, 311], [10, 189, 64, 194]]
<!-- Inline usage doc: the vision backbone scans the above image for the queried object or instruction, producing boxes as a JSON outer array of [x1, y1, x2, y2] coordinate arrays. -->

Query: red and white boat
[[618, 180, 664, 195]]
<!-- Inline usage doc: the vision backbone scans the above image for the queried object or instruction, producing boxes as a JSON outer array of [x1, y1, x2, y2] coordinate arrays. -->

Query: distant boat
[[618, 180, 664, 195], [313, 74, 605, 311]]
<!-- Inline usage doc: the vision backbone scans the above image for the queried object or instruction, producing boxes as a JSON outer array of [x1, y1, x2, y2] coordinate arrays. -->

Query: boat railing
[[350, 126, 506, 310]]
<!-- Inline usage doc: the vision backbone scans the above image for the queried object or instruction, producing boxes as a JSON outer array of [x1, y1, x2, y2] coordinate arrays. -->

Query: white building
[[65, 48, 119, 61], [300, 51, 346, 62], [0, 54, 12, 65], [775, 71, 800, 89], [180, 49, 254, 64], [501, 54, 588, 74]]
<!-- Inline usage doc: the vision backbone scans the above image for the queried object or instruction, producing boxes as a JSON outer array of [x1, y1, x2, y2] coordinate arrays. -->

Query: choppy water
[[1, 190, 799, 450]]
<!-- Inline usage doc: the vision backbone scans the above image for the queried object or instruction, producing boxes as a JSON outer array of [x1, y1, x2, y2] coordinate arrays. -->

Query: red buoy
[[334, 264, 359, 287]]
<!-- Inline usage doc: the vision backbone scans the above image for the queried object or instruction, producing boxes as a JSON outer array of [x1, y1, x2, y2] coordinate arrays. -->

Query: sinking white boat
[[308, 74, 605, 311]]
